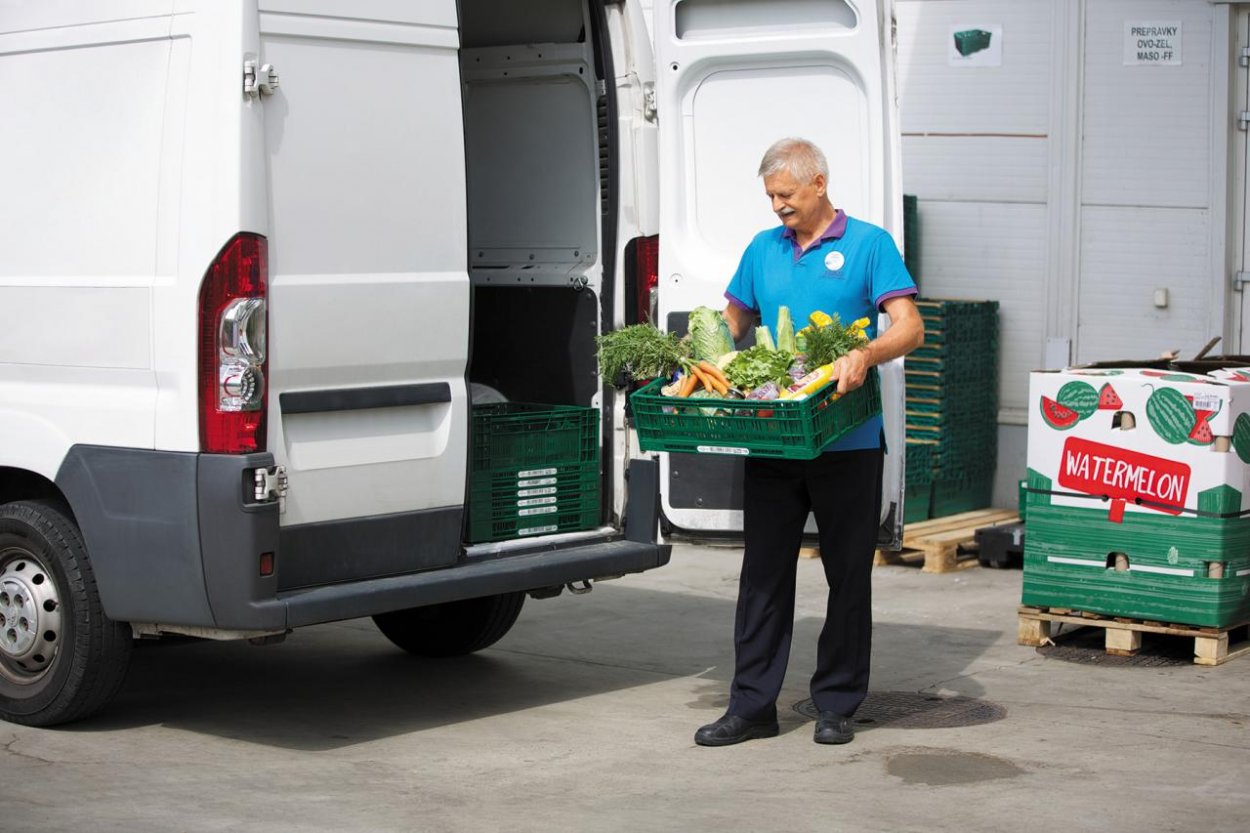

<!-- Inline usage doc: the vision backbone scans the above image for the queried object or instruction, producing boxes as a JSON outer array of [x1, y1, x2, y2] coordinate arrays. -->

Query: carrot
[[687, 362, 716, 393], [677, 371, 698, 397], [698, 361, 731, 393]]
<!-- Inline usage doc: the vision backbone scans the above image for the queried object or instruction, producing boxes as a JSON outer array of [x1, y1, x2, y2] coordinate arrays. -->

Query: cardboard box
[[1021, 367, 1250, 627]]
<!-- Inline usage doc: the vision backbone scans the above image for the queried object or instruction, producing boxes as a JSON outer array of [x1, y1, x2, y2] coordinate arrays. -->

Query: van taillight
[[198, 233, 268, 453], [627, 235, 659, 325]]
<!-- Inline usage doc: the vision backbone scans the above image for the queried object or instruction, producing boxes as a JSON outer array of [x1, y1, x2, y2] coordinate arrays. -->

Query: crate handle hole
[[1105, 552, 1130, 572]]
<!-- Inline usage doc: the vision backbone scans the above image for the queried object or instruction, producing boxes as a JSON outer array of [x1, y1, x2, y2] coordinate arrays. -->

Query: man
[[695, 138, 923, 747]]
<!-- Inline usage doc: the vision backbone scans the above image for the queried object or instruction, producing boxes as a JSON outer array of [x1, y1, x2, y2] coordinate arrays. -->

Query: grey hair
[[757, 138, 829, 183]]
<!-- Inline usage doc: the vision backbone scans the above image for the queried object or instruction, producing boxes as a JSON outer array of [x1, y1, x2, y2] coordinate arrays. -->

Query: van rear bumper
[[56, 445, 669, 632]]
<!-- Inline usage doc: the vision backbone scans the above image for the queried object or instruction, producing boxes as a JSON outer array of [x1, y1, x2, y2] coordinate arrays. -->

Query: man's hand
[[831, 346, 870, 394]]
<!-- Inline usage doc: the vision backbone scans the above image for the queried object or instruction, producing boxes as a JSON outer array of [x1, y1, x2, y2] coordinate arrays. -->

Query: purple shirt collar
[[782, 209, 847, 258]]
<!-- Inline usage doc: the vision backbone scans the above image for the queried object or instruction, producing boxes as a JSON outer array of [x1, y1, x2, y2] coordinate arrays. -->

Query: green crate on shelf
[[468, 403, 601, 543], [630, 371, 881, 459], [471, 402, 599, 473], [468, 493, 600, 543]]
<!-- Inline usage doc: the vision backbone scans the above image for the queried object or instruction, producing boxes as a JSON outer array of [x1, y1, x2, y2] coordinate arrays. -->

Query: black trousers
[[727, 448, 885, 722]]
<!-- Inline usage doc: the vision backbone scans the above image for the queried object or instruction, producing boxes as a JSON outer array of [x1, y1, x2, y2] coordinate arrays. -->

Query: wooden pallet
[[872, 508, 1019, 573], [1018, 605, 1250, 666]]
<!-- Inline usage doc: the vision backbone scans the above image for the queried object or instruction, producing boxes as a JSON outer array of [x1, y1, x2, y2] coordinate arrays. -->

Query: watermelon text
[[1058, 437, 1189, 513]]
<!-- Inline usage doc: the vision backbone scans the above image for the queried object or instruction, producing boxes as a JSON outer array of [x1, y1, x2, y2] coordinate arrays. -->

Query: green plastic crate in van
[[468, 403, 600, 543]]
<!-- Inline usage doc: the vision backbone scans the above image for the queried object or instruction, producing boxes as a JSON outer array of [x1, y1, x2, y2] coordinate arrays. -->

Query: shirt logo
[[824, 251, 845, 271]]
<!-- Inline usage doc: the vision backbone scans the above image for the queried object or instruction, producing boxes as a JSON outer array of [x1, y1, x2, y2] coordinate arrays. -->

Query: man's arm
[[829, 295, 925, 394], [722, 303, 755, 343]]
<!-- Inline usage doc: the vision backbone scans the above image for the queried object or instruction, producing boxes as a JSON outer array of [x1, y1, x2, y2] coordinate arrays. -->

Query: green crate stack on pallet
[[903, 194, 920, 289], [905, 299, 1000, 520], [468, 402, 600, 543]]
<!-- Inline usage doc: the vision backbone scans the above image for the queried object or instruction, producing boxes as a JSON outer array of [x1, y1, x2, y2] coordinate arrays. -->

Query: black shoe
[[814, 711, 854, 745], [694, 714, 780, 747]]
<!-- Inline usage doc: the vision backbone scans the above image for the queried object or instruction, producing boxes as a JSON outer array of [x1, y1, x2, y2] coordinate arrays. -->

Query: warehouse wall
[[896, 0, 1233, 508]]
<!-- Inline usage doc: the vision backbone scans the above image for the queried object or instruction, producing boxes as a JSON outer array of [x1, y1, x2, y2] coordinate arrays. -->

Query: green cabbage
[[688, 306, 735, 361]]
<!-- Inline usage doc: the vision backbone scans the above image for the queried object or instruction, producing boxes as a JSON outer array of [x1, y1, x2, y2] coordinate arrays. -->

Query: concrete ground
[[3, 542, 1248, 833]]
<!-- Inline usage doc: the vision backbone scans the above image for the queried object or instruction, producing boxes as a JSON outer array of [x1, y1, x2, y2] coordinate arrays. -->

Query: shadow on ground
[[69, 583, 1001, 750]]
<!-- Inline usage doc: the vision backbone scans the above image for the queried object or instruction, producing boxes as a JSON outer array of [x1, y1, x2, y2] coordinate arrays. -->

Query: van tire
[[372, 592, 526, 657], [0, 500, 132, 726]]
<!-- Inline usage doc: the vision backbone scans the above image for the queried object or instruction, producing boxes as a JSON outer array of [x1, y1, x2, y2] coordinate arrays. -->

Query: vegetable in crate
[[723, 345, 795, 391], [687, 306, 736, 362], [775, 306, 797, 354], [596, 324, 690, 384], [801, 313, 871, 367]]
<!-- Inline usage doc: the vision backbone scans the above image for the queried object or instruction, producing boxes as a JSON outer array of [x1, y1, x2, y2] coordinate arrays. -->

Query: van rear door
[[257, 3, 472, 584], [652, 0, 907, 544]]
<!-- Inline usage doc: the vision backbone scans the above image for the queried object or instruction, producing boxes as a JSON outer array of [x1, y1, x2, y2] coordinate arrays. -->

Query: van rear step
[[280, 539, 670, 629]]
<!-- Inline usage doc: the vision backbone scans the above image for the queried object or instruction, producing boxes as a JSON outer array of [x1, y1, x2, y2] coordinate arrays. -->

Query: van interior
[[460, 0, 609, 409]]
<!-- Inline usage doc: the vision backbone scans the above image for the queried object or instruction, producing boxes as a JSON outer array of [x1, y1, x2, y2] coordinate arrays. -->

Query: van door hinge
[[243, 59, 280, 98], [253, 465, 289, 511], [1239, 46, 1250, 68], [643, 82, 657, 123], [1240, 111, 1250, 132], [1234, 271, 1250, 291]]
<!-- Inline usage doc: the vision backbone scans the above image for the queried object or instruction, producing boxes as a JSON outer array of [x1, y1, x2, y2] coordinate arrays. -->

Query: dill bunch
[[596, 324, 690, 384], [802, 314, 869, 367]]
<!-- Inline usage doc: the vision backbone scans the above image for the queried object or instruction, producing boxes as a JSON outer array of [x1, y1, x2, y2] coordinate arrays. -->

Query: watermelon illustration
[[1188, 419, 1215, 445], [1040, 396, 1079, 430], [1097, 383, 1122, 410], [1072, 370, 1123, 377], [1234, 413, 1250, 463], [1145, 387, 1196, 444], [1162, 374, 1197, 382], [1056, 381, 1099, 420], [1140, 370, 1169, 377], [1228, 371, 1250, 382]]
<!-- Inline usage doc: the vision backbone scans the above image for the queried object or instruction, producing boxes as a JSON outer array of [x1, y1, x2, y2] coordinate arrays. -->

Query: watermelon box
[[1027, 367, 1250, 521], [1023, 366, 1250, 627]]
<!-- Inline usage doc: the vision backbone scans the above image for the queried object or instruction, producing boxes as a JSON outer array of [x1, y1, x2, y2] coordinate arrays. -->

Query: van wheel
[[0, 501, 132, 726], [372, 592, 526, 657]]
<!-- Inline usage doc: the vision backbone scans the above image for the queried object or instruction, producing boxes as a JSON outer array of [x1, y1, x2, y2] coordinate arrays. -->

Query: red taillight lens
[[198, 233, 268, 453], [630, 234, 659, 325]]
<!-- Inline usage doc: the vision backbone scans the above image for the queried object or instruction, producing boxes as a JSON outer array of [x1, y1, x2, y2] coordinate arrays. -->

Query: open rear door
[[653, 0, 906, 544], [258, 2, 472, 586]]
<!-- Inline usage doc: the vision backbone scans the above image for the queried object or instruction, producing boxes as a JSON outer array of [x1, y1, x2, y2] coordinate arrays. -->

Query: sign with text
[[1124, 21, 1182, 66], [1058, 437, 1190, 514]]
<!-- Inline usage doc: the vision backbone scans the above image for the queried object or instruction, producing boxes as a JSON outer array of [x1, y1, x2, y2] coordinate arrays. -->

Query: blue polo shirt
[[724, 210, 917, 451]]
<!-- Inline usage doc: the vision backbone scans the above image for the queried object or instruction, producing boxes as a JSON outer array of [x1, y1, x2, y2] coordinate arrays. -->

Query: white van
[[0, 0, 905, 726]]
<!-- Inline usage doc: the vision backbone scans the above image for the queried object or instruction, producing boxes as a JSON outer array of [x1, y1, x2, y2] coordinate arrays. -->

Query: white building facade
[[897, 0, 1250, 506]]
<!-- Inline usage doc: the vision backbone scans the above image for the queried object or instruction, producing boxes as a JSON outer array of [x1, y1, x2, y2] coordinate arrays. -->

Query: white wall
[[896, 0, 1232, 507]]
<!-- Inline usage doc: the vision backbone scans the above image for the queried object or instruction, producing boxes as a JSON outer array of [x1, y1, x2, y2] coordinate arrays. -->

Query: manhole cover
[[793, 691, 1006, 729], [1035, 625, 1191, 668]]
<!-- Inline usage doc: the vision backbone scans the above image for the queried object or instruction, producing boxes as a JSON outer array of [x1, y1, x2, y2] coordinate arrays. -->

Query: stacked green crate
[[905, 299, 999, 518], [903, 194, 920, 290], [904, 441, 934, 523], [468, 403, 601, 543]]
